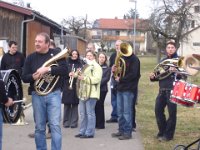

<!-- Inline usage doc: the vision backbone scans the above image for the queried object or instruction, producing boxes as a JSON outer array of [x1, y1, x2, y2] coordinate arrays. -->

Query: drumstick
[[13, 98, 26, 104]]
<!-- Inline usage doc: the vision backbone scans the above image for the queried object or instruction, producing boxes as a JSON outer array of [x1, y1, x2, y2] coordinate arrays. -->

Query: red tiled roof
[[94, 18, 149, 31]]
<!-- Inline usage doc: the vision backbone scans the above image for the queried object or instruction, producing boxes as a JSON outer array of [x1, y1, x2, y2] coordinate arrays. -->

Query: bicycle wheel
[[173, 145, 186, 150]]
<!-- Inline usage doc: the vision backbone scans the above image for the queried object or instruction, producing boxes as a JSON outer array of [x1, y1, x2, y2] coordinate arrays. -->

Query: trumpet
[[69, 72, 75, 90], [69, 65, 81, 90]]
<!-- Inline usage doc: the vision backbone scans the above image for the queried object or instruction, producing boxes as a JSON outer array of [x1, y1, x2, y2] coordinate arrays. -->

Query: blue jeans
[[0, 108, 3, 150], [79, 98, 97, 136], [117, 91, 134, 136], [111, 88, 118, 120], [32, 90, 62, 150]]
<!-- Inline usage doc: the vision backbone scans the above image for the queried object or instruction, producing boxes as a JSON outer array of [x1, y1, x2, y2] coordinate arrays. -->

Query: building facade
[[90, 18, 149, 53], [178, 0, 200, 56]]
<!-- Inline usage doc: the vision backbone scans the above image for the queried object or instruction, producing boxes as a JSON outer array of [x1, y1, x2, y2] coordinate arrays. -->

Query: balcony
[[91, 35, 145, 43]]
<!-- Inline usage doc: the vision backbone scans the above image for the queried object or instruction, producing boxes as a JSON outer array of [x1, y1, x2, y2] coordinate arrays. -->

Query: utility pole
[[129, 0, 137, 54]]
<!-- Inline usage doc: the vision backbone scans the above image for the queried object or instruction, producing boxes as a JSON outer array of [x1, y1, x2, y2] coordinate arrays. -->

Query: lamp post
[[129, 0, 137, 54]]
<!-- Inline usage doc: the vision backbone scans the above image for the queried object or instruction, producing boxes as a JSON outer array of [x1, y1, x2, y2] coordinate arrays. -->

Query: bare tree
[[149, 0, 198, 62], [124, 8, 139, 19], [12, 0, 24, 7], [62, 16, 91, 39]]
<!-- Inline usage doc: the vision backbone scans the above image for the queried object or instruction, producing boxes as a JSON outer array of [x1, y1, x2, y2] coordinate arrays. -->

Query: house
[[0, 1, 87, 57], [90, 18, 149, 53], [179, 26, 200, 56], [178, 0, 200, 56]]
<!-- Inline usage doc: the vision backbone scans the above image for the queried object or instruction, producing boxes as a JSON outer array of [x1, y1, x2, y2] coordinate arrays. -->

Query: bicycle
[[173, 138, 200, 150]]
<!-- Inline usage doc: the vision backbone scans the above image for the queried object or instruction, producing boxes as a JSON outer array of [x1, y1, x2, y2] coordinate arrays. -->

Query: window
[[193, 42, 200, 46], [194, 6, 200, 13], [116, 31, 120, 36], [191, 20, 195, 28]]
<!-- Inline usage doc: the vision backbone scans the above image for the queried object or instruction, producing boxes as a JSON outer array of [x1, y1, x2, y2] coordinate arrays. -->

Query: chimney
[[27, 3, 31, 8]]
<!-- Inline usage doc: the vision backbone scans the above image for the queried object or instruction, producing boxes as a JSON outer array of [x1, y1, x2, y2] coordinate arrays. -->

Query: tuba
[[34, 48, 69, 95], [114, 42, 132, 78]]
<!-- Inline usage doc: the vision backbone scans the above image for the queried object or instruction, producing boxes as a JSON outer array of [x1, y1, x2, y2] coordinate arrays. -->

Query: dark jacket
[[62, 58, 83, 105], [22, 49, 68, 95], [1, 51, 25, 76], [109, 52, 118, 89], [100, 64, 111, 92], [117, 54, 141, 92]]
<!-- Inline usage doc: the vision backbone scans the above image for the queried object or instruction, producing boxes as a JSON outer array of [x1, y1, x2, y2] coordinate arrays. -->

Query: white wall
[[178, 27, 200, 56]]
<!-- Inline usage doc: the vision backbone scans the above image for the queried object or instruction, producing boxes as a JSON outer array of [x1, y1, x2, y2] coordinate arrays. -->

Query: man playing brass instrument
[[149, 40, 185, 142], [22, 32, 68, 150], [111, 42, 140, 140]]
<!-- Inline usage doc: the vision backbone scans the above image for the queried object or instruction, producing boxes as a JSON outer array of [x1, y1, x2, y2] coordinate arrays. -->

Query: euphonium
[[34, 48, 69, 95], [114, 42, 132, 78], [153, 57, 188, 80], [153, 55, 200, 80], [76, 63, 92, 101]]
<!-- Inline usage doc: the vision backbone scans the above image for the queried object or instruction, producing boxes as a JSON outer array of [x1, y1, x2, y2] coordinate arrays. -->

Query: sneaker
[[96, 127, 105, 129], [28, 133, 35, 138], [156, 136, 163, 141], [160, 136, 173, 142], [111, 132, 122, 138], [46, 133, 51, 139], [106, 118, 118, 123], [118, 134, 132, 140]]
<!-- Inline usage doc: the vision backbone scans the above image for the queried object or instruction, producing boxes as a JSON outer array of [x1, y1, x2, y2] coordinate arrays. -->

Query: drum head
[[0, 69, 23, 123]]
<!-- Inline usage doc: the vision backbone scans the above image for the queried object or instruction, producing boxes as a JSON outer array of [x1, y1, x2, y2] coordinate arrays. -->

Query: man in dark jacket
[[1, 41, 25, 76], [149, 40, 183, 142], [22, 32, 67, 150], [111, 43, 140, 140]]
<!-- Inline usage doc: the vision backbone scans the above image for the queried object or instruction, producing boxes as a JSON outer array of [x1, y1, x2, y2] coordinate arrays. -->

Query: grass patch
[[137, 56, 200, 150]]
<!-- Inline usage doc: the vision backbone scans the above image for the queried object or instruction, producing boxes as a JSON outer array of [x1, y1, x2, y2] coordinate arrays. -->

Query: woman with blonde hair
[[75, 50, 102, 138]]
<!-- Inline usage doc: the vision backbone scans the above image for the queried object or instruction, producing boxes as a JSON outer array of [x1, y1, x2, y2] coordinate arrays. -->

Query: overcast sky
[[4, 0, 153, 23]]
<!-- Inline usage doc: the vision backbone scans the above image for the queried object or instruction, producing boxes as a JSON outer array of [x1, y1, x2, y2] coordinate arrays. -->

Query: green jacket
[[80, 60, 102, 100]]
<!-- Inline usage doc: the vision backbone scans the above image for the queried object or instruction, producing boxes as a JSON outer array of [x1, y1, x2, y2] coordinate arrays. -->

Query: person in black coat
[[149, 40, 186, 141], [95, 52, 111, 129], [1, 41, 25, 77], [62, 50, 83, 128]]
